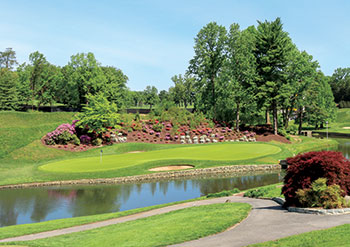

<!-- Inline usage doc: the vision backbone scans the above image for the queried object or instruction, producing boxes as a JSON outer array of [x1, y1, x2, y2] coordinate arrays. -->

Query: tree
[[279, 49, 318, 132], [0, 69, 18, 110], [64, 53, 107, 108], [143, 86, 159, 109], [76, 94, 120, 134], [158, 90, 170, 103], [216, 24, 257, 130], [0, 48, 17, 70], [29, 51, 48, 109], [16, 63, 32, 105], [329, 68, 350, 103], [304, 71, 336, 129], [254, 17, 293, 135], [188, 22, 227, 118], [101, 66, 128, 109]]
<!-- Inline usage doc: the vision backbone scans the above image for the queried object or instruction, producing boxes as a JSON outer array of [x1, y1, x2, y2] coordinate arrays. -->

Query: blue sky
[[1, 0, 350, 91]]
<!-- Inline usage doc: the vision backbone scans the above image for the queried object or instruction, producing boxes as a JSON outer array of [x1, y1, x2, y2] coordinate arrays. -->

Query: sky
[[1, 0, 350, 91]]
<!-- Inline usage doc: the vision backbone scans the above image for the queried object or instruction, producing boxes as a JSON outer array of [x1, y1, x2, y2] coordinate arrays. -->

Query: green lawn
[[244, 183, 283, 199], [0, 111, 337, 186], [311, 108, 350, 134], [5, 203, 251, 247], [0, 197, 207, 240], [250, 224, 350, 247], [40, 143, 281, 173]]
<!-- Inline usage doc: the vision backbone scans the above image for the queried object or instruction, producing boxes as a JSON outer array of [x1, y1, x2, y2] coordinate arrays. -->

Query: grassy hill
[[314, 108, 350, 134]]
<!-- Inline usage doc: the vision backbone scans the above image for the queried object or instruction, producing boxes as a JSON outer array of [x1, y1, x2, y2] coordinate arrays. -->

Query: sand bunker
[[149, 165, 194, 171], [343, 127, 350, 129]]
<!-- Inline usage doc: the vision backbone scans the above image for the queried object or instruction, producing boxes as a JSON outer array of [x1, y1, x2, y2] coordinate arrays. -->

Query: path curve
[[1, 196, 350, 246]]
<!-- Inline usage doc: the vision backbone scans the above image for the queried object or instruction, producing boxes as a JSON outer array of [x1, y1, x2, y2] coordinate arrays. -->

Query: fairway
[[39, 143, 281, 173]]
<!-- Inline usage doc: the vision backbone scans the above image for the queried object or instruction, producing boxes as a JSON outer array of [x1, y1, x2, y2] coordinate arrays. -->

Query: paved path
[[1, 196, 350, 246]]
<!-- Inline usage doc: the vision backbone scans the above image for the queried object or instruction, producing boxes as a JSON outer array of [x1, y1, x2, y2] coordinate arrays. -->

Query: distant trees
[[143, 85, 159, 109], [0, 48, 18, 70], [0, 68, 18, 110], [329, 68, 350, 104]]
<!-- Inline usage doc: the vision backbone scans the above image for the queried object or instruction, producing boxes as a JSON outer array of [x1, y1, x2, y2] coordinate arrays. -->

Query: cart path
[[1, 196, 350, 246]]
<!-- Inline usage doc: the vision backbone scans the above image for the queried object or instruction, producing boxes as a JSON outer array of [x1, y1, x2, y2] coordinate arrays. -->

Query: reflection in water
[[0, 171, 283, 227]]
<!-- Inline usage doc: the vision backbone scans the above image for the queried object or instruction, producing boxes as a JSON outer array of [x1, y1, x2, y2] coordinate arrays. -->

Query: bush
[[206, 188, 240, 198], [45, 121, 78, 145], [296, 178, 346, 209], [92, 138, 103, 146], [286, 124, 298, 135], [282, 151, 350, 207], [80, 135, 91, 145], [244, 188, 269, 198]]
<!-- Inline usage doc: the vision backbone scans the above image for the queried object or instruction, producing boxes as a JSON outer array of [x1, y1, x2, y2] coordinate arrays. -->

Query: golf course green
[[39, 143, 281, 173]]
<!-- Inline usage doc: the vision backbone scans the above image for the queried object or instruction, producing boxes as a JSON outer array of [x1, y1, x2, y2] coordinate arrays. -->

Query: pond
[[0, 171, 283, 227]]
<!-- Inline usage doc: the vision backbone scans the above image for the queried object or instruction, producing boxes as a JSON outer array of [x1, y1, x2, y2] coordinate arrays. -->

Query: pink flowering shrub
[[45, 121, 79, 145]]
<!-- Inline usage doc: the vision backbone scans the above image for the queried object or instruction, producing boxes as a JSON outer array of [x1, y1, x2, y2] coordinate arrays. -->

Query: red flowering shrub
[[282, 151, 350, 207]]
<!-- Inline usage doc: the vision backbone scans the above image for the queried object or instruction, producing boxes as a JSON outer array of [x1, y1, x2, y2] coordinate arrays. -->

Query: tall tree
[[279, 49, 319, 131], [16, 63, 32, 105], [254, 17, 293, 135], [29, 51, 48, 110], [216, 24, 257, 131], [101, 66, 128, 109], [188, 22, 227, 118], [0, 48, 17, 70], [0, 69, 18, 110], [64, 52, 107, 108], [304, 71, 336, 129]]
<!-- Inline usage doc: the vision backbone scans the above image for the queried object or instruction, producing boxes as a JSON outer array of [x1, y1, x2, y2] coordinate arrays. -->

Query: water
[[1, 136, 349, 227], [0, 171, 283, 227]]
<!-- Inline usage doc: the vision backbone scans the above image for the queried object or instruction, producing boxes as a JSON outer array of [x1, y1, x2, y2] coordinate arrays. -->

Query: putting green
[[39, 143, 281, 173]]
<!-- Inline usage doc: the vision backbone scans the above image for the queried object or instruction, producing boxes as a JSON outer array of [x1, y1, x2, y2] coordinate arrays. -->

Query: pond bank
[[0, 164, 280, 190]]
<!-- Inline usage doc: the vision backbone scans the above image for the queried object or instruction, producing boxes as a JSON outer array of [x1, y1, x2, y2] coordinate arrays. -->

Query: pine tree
[[0, 69, 19, 110]]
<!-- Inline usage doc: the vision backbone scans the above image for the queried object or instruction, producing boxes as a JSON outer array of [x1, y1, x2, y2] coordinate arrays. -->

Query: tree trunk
[[266, 109, 271, 125], [273, 102, 278, 135], [298, 107, 303, 135], [320, 122, 324, 129], [211, 76, 215, 118], [236, 102, 240, 132]]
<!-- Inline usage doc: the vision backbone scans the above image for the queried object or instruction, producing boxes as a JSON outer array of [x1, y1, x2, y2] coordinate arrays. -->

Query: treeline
[[0, 18, 346, 134]]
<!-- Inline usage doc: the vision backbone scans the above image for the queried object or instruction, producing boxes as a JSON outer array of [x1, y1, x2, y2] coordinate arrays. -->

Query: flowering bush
[[45, 122, 77, 145]]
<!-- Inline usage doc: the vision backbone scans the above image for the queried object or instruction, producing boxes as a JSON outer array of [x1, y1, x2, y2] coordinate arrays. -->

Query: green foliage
[[92, 138, 103, 146], [0, 48, 17, 70], [206, 188, 240, 198], [329, 67, 350, 103], [296, 178, 346, 209], [188, 22, 227, 118], [76, 94, 120, 134], [152, 122, 163, 132], [0, 68, 19, 110], [244, 184, 282, 198], [143, 85, 159, 109], [286, 124, 298, 135]]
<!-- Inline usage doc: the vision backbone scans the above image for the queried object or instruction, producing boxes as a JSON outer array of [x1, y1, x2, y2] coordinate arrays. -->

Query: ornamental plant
[[76, 94, 121, 134], [282, 151, 350, 207], [296, 178, 346, 209], [45, 122, 77, 145]]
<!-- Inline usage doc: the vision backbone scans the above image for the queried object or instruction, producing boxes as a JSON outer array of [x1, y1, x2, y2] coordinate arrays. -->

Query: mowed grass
[[312, 108, 350, 134], [40, 143, 281, 173], [250, 223, 350, 247], [7, 203, 251, 247], [0, 111, 338, 186], [0, 197, 206, 240]]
